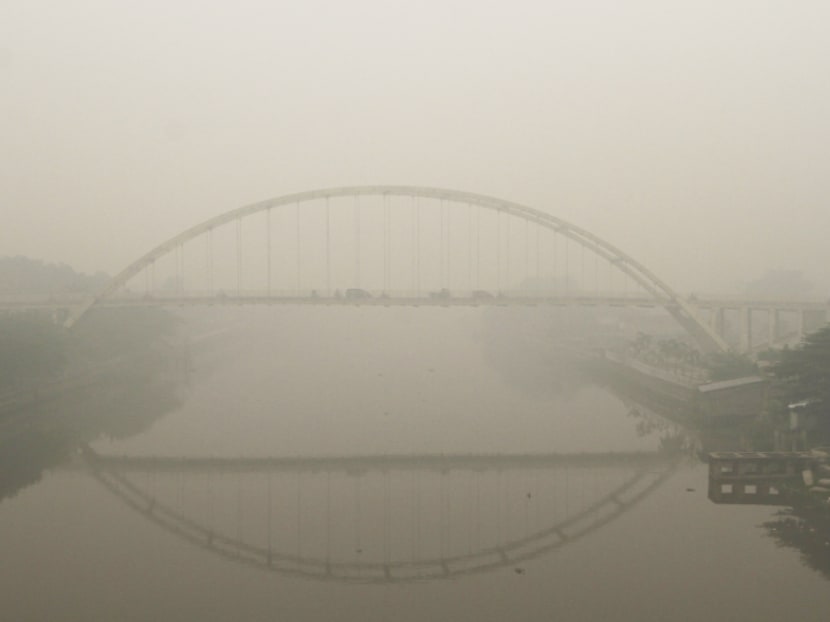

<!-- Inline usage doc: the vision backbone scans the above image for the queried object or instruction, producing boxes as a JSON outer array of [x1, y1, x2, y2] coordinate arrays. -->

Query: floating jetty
[[708, 449, 830, 506]]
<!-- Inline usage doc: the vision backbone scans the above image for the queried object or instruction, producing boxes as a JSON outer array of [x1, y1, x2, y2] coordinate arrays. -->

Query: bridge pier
[[795, 309, 805, 343], [766, 308, 777, 349], [739, 306, 752, 353]]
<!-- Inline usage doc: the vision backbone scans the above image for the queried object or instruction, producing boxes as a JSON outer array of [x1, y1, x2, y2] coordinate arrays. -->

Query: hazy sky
[[2, 1, 829, 295]]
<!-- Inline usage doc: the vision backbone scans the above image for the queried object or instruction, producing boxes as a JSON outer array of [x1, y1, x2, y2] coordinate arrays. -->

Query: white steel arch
[[65, 186, 728, 352]]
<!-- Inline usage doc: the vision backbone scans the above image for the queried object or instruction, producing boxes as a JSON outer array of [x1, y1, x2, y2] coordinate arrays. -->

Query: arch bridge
[[65, 186, 729, 351]]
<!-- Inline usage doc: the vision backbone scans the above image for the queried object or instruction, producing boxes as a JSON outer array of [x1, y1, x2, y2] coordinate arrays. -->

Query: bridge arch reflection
[[84, 447, 679, 583]]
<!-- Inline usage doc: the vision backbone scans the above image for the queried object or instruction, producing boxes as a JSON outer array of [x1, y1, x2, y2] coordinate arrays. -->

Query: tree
[[0, 315, 66, 388], [772, 324, 830, 429], [0, 256, 107, 295], [763, 506, 830, 578]]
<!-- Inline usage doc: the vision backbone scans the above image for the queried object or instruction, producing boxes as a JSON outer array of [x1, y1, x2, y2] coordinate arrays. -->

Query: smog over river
[[3, 2, 830, 621]]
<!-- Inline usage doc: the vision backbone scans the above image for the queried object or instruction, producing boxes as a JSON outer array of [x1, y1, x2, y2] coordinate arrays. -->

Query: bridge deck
[[4, 294, 828, 312]]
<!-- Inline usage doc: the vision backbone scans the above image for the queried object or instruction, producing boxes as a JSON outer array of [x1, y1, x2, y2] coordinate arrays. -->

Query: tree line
[[0, 255, 107, 296]]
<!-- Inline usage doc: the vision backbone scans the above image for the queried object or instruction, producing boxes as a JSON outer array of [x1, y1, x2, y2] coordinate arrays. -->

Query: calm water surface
[[2, 308, 829, 621]]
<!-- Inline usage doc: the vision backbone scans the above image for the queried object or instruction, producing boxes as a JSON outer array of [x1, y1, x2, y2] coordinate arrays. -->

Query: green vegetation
[[763, 506, 830, 578], [630, 333, 701, 365], [0, 315, 67, 389], [628, 332, 763, 382], [628, 333, 708, 380], [0, 307, 179, 394], [0, 256, 107, 295], [771, 324, 830, 434], [0, 256, 178, 396]]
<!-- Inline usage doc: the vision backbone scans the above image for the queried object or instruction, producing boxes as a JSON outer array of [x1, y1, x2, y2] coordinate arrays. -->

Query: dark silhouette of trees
[[772, 324, 830, 434], [0, 255, 107, 295], [0, 315, 66, 389], [763, 505, 830, 579]]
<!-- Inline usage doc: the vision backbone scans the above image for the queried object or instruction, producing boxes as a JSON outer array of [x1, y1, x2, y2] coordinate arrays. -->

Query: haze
[[5, 4, 830, 617], [2, 0, 829, 295]]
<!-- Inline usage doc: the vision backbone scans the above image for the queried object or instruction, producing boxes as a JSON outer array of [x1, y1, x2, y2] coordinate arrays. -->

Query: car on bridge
[[345, 288, 372, 300]]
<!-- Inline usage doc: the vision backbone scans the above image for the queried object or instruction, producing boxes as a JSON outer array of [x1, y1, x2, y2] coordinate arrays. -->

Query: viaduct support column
[[796, 310, 805, 343], [767, 308, 777, 349], [739, 306, 752, 354], [709, 307, 725, 341]]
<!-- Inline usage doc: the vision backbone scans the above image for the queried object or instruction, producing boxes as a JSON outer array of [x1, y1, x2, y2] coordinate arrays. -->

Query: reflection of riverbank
[[0, 344, 187, 503], [593, 351, 767, 425], [598, 356, 830, 582], [705, 449, 830, 580], [763, 504, 830, 579], [594, 366, 778, 459]]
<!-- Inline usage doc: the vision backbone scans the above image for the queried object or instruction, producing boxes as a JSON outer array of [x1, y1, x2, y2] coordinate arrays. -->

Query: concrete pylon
[[796, 310, 805, 342], [739, 306, 752, 353], [709, 307, 725, 339], [766, 308, 777, 348]]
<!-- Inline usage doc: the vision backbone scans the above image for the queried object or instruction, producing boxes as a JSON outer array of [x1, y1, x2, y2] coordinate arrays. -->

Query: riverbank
[[595, 349, 767, 423]]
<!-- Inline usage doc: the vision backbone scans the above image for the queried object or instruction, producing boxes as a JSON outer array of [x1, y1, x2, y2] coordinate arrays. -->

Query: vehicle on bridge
[[429, 288, 451, 301], [345, 288, 372, 300]]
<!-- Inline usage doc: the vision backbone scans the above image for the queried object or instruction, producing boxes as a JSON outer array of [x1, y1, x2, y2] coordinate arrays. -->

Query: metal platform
[[708, 451, 816, 505]]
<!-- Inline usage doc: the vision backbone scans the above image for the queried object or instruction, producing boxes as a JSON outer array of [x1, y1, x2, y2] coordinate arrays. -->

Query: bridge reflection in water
[[82, 447, 679, 583]]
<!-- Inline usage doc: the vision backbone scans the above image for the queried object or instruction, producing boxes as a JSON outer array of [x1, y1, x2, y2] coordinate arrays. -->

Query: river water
[[1, 307, 829, 621]]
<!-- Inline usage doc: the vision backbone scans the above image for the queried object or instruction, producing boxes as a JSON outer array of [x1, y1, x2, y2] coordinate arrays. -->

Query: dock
[[708, 451, 817, 506]]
